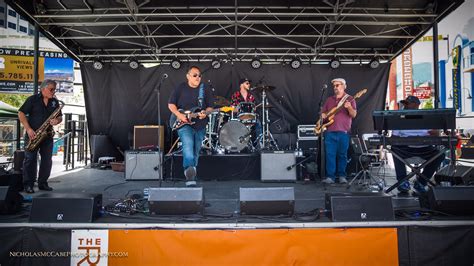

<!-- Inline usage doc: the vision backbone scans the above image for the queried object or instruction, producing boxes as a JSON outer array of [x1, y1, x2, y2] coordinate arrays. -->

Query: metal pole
[[33, 23, 40, 95], [433, 22, 440, 109]]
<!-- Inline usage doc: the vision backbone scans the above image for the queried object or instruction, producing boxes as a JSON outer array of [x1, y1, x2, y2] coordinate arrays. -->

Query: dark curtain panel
[[81, 62, 389, 150]]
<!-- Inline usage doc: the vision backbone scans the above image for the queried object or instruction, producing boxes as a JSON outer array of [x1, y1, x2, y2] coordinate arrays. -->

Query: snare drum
[[238, 102, 256, 124]]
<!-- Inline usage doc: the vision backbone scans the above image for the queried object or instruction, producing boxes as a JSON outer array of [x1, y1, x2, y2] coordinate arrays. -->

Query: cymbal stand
[[259, 89, 279, 150]]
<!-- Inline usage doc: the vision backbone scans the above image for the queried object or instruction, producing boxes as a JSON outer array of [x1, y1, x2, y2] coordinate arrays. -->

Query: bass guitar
[[314, 88, 367, 135], [170, 106, 234, 131]]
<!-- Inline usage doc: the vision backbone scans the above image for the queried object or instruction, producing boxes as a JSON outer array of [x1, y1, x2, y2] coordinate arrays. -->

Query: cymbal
[[213, 96, 230, 106], [250, 85, 276, 93]]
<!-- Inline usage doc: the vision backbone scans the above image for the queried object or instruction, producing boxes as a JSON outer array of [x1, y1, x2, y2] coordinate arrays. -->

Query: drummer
[[230, 78, 262, 138], [231, 78, 256, 107]]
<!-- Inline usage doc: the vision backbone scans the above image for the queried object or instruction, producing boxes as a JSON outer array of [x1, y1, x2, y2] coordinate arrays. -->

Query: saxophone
[[25, 100, 65, 152]]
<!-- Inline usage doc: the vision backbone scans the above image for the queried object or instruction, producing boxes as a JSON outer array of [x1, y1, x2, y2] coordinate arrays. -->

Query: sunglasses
[[190, 73, 202, 78]]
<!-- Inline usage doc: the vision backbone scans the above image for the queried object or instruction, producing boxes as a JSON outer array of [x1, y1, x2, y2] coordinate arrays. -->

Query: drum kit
[[203, 85, 279, 153]]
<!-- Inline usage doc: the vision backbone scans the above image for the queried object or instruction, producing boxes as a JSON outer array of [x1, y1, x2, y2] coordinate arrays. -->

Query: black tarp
[[81, 62, 389, 150]]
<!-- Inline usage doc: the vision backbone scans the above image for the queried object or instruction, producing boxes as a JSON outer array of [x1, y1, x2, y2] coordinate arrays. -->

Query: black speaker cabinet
[[90, 135, 122, 163], [239, 187, 295, 215], [435, 165, 474, 185], [29, 193, 102, 222], [428, 186, 474, 215], [0, 186, 23, 215], [13, 150, 25, 173], [125, 150, 162, 180], [134, 125, 164, 150], [148, 187, 204, 215], [325, 192, 394, 222]]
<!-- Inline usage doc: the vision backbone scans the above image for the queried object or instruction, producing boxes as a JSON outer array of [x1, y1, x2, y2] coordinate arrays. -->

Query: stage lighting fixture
[[93, 59, 103, 70], [129, 58, 140, 69], [171, 58, 181, 70], [369, 58, 380, 69], [290, 58, 302, 69], [329, 58, 340, 69], [35, 2, 47, 15], [211, 58, 221, 69], [251, 58, 262, 69]]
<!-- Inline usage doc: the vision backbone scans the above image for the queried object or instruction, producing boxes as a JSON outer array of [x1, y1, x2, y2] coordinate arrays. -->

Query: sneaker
[[184, 166, 196, 181], [338, 177, 348, 184], [413, 181, 428, 194], [322, 177, 335, 184], [397, 181, 410, 194], [185, 180, 197, 187]]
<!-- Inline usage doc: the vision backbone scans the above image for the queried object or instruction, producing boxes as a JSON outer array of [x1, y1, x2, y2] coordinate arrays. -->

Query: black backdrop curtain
[[81, 62, 389, 150]]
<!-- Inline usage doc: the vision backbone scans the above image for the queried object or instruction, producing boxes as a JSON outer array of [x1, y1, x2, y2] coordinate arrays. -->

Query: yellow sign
[[0, 55, 44, 82], [417, 35, 447, 42]]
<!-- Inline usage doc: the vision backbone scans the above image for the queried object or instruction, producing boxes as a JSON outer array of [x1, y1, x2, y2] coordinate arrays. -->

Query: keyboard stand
[[384, 146, 446, 193]]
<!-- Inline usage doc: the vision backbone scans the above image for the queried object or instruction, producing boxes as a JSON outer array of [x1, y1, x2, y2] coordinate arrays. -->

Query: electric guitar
[[170, 106, 234, 131], [314, 88, 367, 135]]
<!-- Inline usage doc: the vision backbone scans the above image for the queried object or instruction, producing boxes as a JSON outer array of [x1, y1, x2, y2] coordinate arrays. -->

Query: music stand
[[372, 109, 456, 193]]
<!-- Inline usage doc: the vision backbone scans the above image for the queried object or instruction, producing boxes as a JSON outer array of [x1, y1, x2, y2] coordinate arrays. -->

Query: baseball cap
[[239, 78, 251, 85], [400, 95, 421, 105]]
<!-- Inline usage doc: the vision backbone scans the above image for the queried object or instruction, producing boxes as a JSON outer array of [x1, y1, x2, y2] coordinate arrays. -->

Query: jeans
[[23, 137, 54, 187], [392, 145, 445, 185], [324, 131, 350, 180], [177, 126, 206, 169]]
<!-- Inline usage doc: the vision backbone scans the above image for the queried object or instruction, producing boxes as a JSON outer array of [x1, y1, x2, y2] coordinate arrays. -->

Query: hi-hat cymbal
[[250, 85, 276, 93]]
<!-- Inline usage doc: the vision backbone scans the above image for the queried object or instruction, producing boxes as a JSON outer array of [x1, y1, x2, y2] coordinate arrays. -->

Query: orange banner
[[108, 228, 398, 265]]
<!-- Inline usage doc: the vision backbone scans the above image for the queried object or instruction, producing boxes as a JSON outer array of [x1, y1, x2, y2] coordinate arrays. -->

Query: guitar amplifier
[[297, 125, 318, 139], [134, 125, 164, 150], [125, 150, 162, 180]]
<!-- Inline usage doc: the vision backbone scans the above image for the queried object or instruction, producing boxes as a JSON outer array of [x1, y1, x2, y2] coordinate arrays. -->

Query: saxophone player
[[18, 80, 63, 193]]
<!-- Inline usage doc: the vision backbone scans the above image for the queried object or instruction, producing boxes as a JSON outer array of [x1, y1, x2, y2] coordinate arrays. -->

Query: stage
[[1, 165, 474, 265]]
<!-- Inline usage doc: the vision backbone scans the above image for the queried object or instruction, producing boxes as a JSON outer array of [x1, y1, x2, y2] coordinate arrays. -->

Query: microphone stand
[[317, 85, 327, 179], [154, 74, 167, 185]]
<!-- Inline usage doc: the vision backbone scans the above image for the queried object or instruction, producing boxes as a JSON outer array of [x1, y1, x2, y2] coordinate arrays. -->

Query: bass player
[[320, 78, 357, 184], [168, 66, 213, 187]]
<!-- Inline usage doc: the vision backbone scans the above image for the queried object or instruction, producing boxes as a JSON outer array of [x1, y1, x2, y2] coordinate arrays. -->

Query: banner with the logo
[[71, 230, 109, 266], [401, 47, 414, 99], [452, 45, 461, 112]]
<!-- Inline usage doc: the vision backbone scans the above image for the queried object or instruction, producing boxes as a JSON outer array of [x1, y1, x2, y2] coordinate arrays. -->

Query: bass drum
[[218, 120, 250, 152]]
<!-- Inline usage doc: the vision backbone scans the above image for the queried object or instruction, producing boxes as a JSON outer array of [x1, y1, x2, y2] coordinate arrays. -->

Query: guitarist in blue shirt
[[168, 66, 214, 187]]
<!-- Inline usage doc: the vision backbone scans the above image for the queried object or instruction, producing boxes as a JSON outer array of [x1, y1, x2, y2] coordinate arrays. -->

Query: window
[[7, 22, 16, 30], [0, 6, 5, 13], [0, 19, 4, 27], [19, 26, 27, 33], [20, 15, 26, 20], [29, 28, 34, 35], [8, 9, 16, 17]]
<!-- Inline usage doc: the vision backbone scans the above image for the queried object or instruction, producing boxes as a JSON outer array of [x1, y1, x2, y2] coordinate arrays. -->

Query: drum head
[[219, 121, 250, 152]]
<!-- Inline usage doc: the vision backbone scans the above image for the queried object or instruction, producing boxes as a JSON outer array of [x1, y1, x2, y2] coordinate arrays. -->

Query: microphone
[[322, 84, 328, 90]]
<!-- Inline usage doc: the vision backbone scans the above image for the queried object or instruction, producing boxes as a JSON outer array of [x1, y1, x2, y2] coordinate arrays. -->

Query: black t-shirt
[[168, 82, 214, 130], [19, 93, 62, 131]]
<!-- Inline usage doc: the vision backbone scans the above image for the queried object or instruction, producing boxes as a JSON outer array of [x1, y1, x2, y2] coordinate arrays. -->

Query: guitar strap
[[198, 83, 205, 109], [336, 94, 351, 109]]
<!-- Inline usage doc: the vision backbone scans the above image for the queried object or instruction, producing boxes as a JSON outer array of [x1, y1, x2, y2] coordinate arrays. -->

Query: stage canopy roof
[[7, 0, 463, 65]]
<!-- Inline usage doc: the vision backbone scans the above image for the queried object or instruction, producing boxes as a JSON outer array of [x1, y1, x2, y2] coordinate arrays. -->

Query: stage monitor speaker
[[0, 186, 23, 215], [29, 193, 102, 222], [134, 125, 164, 150], [325, 192, 394, 222], [261, 151, 296, 181], [148, 187, 204, 215], [427, 186, 474, 215], [239, 187, 295, 215], [125, 150, 162, 180], [434, 165, 474, 185]]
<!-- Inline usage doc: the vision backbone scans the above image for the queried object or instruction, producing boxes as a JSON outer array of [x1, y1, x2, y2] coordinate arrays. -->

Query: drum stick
[[167, 137, 180, 155]]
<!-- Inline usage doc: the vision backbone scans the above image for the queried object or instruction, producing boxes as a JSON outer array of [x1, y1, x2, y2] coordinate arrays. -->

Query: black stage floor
[[4, 163, 466, 224]]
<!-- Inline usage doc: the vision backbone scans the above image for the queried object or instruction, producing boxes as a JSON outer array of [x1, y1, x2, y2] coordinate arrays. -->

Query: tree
[[0, 94, 29, 108]]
